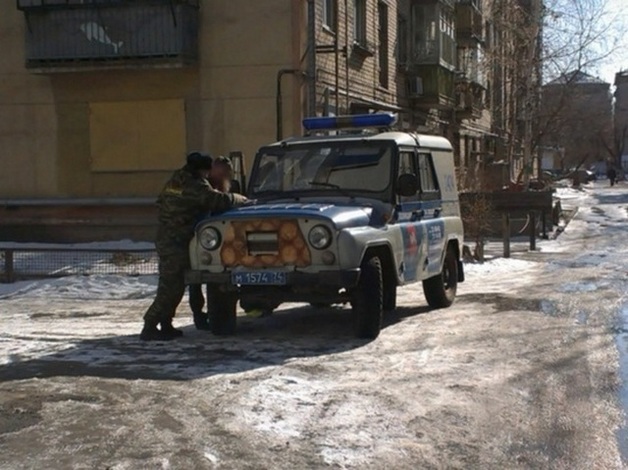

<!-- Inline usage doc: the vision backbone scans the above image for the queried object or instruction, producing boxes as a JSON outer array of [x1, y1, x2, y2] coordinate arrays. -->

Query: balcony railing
[[407, 65, 455, 109], [17, 0, 199, 69]]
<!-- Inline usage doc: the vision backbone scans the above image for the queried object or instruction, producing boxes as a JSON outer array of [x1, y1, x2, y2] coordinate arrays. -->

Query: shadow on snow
[[0, 303, 431, 383]]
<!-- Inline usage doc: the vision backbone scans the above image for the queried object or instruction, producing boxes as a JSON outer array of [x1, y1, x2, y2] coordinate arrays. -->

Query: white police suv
[[187, 113, 464, 339]]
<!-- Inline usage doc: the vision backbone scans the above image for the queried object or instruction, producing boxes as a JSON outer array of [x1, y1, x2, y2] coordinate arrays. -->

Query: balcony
[[455, 0, 483, 45], [455, 81, 484, 119], [407, 65, 455, 109], [17, 0, 199, 71]]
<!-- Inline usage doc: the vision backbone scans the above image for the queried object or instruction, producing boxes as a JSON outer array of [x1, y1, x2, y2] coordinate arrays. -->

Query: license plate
[[231, 271, 287, 286]]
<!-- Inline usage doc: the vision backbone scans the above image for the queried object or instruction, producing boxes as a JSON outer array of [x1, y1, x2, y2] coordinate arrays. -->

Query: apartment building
[[540, 71, 613, 169], [614, 71, 628, 171], [1, 0, 306, 199], [1, 0, 538, 201]]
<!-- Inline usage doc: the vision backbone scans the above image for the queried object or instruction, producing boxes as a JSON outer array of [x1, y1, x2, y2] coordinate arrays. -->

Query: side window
[[417, 153, 440, 199], [398, 150, 418, 202]]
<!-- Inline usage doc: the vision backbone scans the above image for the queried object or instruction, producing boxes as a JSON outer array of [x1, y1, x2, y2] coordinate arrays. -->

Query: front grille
[[246, 232, 279, 255], [221, 219, 311, 268]]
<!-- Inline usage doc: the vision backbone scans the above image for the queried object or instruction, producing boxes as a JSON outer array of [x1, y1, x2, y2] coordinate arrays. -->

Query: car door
[[416, 152, 446, 278], [395, 148, 428, 283]]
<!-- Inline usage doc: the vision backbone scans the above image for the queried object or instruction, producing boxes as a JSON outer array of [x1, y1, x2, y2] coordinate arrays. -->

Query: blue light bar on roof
[[302, 113, 398, 131]]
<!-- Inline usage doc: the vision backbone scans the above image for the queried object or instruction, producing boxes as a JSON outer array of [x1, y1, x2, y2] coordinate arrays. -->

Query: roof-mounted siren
[[302, 113, 398, 134]]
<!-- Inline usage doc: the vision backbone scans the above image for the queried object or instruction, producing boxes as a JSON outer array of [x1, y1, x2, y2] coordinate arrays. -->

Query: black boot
[[140, 322, 176, 341], [160, 321, 184, 338], [193, 311, 211, 331]]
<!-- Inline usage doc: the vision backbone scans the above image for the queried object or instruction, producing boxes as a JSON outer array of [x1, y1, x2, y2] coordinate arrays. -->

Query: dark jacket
[[155, 165, 236, 255]]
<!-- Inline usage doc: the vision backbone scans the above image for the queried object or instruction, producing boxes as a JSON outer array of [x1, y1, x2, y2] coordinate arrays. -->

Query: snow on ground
[[0, 181, 627, 469]]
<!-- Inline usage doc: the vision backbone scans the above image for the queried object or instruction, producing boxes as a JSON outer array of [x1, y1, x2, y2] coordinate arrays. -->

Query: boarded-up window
[[89, 99, 186, 172]]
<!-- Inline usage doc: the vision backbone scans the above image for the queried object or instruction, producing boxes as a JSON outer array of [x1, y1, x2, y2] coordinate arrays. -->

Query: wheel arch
[[362, 244, 398, 309], [446, 237, 465, 283]]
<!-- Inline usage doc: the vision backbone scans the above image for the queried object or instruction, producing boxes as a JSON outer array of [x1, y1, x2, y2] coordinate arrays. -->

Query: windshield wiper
[[308, 181, 354, 198]]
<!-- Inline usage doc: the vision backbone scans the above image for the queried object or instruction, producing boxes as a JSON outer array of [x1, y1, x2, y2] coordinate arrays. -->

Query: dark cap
[[186, 152, 212, 171]]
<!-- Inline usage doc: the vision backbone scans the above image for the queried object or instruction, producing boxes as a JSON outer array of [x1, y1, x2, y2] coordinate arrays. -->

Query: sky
[[597, 0, 628, 85]]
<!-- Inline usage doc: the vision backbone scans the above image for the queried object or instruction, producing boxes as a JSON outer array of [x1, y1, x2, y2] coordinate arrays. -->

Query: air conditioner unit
[[408, 77, 424, 96]]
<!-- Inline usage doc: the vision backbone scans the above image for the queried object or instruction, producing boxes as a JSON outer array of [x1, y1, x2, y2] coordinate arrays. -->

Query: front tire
[[351, 256, 384, 339], [423, 245, 458, 309], [208, 287, 238, 336]]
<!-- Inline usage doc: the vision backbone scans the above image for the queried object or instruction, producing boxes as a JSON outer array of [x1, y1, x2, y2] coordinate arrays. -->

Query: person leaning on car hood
[[140, 152, 249, 341]]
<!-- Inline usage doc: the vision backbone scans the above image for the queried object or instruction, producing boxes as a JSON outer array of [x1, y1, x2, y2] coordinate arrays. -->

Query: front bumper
[[185, 268, 360, 288]]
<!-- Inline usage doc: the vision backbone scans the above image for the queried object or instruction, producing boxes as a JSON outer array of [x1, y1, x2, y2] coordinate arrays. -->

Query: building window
[[378, 1, 389, 88], [354, 0, 367, 44], [323, 0, 337, 32], [411, 3, 438, 63], [397, 15, 408, 65], [439, 8, 455, 67]]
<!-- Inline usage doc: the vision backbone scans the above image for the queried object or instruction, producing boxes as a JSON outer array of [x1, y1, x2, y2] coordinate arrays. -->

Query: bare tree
[[486, 0, 620, 181]]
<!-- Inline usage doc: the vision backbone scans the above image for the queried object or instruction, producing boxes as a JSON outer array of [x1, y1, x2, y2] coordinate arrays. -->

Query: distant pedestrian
[[608, 167, 617, 187], [140, 152, 248, 341]]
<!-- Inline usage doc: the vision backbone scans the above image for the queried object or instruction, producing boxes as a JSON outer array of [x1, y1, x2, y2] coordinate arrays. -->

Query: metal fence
[[1, 248, 158, 283]]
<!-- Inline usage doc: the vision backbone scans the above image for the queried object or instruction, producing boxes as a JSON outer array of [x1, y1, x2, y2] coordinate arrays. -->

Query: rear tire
[[351, 256, 384, 339], [423, 245, 458, 309], [209, 287, 238, 336]]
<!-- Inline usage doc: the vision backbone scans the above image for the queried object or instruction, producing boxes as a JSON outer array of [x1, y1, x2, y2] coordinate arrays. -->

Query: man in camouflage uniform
[[189, 156, 235, 330], [141, 152, 248, 341]]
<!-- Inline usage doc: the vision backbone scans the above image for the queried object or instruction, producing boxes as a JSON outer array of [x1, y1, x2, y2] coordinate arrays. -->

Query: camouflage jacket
[[155, 165, 236, 255]]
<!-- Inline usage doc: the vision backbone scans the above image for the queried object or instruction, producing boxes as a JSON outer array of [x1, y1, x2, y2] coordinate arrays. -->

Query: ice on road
[[0, 183, 627, 469]]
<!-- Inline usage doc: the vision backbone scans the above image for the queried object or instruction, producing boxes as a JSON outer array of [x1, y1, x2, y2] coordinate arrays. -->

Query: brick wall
[[313, 0, 399, 115]]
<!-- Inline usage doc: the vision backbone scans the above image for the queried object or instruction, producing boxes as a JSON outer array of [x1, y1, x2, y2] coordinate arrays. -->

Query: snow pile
[[554, 186, 588, 202]]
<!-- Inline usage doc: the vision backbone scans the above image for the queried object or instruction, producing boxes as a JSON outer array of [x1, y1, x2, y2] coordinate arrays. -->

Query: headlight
[[199, 227, 221, 251], [308, 225, 332, 250]]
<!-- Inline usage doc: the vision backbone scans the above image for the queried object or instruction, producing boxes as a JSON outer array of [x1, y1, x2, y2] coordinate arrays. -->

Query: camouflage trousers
[[188, 283, 206, 315], [143, 251, 190, 325]]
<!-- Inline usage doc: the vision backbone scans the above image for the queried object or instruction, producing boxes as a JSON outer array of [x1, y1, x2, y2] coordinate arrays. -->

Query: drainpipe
[[334, 0, 340, 113], [344, 0, 350, 111], [307, 0, 317, 117], [277, 69, 305, 141]]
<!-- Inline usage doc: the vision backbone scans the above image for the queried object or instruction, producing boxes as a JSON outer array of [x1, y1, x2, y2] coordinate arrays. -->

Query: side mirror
[[396, 173, 419, 197]]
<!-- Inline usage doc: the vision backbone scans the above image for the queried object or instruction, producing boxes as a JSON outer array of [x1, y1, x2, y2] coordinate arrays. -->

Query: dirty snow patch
[[464, 258, 537, 276]]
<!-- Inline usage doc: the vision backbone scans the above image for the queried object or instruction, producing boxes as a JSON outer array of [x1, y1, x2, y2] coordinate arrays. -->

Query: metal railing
[[1, 248, 158, 283], [20, 1, 199, 67]]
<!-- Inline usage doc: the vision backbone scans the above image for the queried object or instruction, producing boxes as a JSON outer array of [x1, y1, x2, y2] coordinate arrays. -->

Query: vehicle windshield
[[250, 142, 393, 197]]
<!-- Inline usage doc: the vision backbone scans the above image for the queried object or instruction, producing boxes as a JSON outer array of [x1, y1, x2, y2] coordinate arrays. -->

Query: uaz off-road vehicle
[[186, 113, 464, 339]]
